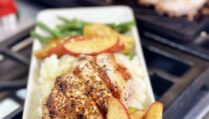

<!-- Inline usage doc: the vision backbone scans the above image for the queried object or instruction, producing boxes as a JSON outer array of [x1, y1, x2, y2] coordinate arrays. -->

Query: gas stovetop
[[1, 0, 209, 119]]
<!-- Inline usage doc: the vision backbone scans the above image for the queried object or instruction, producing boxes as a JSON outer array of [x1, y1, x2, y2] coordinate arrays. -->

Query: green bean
[[109, 21, 135, 33], [62, 31, 82, 36], [36, 21, 62, 38], [57, 24, 82, 32], [57, 16, 70, 23], [31, 16, 135, 45], [57, 16, 88, 30], [30, 31, 54, 43]]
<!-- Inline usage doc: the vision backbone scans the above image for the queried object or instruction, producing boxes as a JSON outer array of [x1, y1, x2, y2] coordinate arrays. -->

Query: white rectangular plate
[[23, 6, 155, 119]]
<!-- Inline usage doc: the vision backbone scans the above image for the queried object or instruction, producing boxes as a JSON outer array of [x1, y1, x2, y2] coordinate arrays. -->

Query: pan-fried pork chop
[[42, 74, 103, 119]]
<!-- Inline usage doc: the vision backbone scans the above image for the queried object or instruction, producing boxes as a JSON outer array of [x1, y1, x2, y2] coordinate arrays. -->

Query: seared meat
[[42, 74, 103, 119], [72, 56, 113, 116], [156, 0, 207, 18], [138, 0, 207, 18], [42, 54, 132, 118], [96, 54, 129, 94]]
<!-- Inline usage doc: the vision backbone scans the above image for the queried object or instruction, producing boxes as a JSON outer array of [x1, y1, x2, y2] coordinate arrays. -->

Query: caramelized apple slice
[[128, 107, 139, 114], [107, 97, 130, 119], [130, 102, 163, 119], [64, 36, 120, 56], [34, 36, 82, 59], [145, 101, 163, 119], [35, 35, 123, 59], [131, 110, 146, 119], [83, 24, 134, 54]]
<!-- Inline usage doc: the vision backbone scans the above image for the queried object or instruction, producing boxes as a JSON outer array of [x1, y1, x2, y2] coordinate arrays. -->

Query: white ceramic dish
[[23, 6, 155, 119]]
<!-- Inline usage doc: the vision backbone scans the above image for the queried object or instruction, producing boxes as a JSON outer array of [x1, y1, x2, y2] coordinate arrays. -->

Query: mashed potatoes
[[115, 54, 147, 109], [37, 54, 147, 116]]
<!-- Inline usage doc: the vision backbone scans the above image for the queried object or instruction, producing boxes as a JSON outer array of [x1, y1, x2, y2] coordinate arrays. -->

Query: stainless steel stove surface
[[1, 0, 209, 119]]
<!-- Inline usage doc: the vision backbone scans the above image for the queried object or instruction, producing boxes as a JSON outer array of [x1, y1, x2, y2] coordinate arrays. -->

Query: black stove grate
[[0, 25, 33, 119], [0, 24, 209, 118], [76, 0, 113, 6], [142, 38, 209, 119]]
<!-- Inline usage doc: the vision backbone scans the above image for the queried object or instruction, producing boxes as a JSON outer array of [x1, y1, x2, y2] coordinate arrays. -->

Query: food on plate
[[31, 18, 88, 43], [42, 73, 103, 118], [83, 24, 135, 54], [128, 107, 139, 114], [32, 17, 135, 59], [145, 101, 164, 119], [131, 110, 146, 119], [31, 16, 134, 44], [35, 35, 123, 58], [130, 101, 163, 119], [38, 53, 164, 118], [138, 0, 208, 19], [32, 16, 164, 118], [34, 36, 75, 59], [41, 54, 140, 118], [63, 36, 121, 56], [107, 97, 130, 119]]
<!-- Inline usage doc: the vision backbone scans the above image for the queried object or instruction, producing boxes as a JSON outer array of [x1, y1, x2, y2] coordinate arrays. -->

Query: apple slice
[[34, 43, 65, 59], [131, 110, 146, 119], [83, 24, 134, 54], [64, 36, 120, 56], [145, 101, 163, 119], [130, 102, 163, 119], [107, 97, 130, 119], [35, 35, 123, 59], [34, 36, 83, 59], [128, 107, 139, 114]]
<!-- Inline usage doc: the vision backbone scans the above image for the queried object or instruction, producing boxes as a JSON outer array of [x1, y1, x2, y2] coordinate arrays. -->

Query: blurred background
[[1, 0, 209, 118]]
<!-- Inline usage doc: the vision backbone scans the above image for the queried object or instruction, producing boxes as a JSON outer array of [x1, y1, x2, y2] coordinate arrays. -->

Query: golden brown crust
[[72, 56, 112, 116], [42, 74, 103, 119]]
